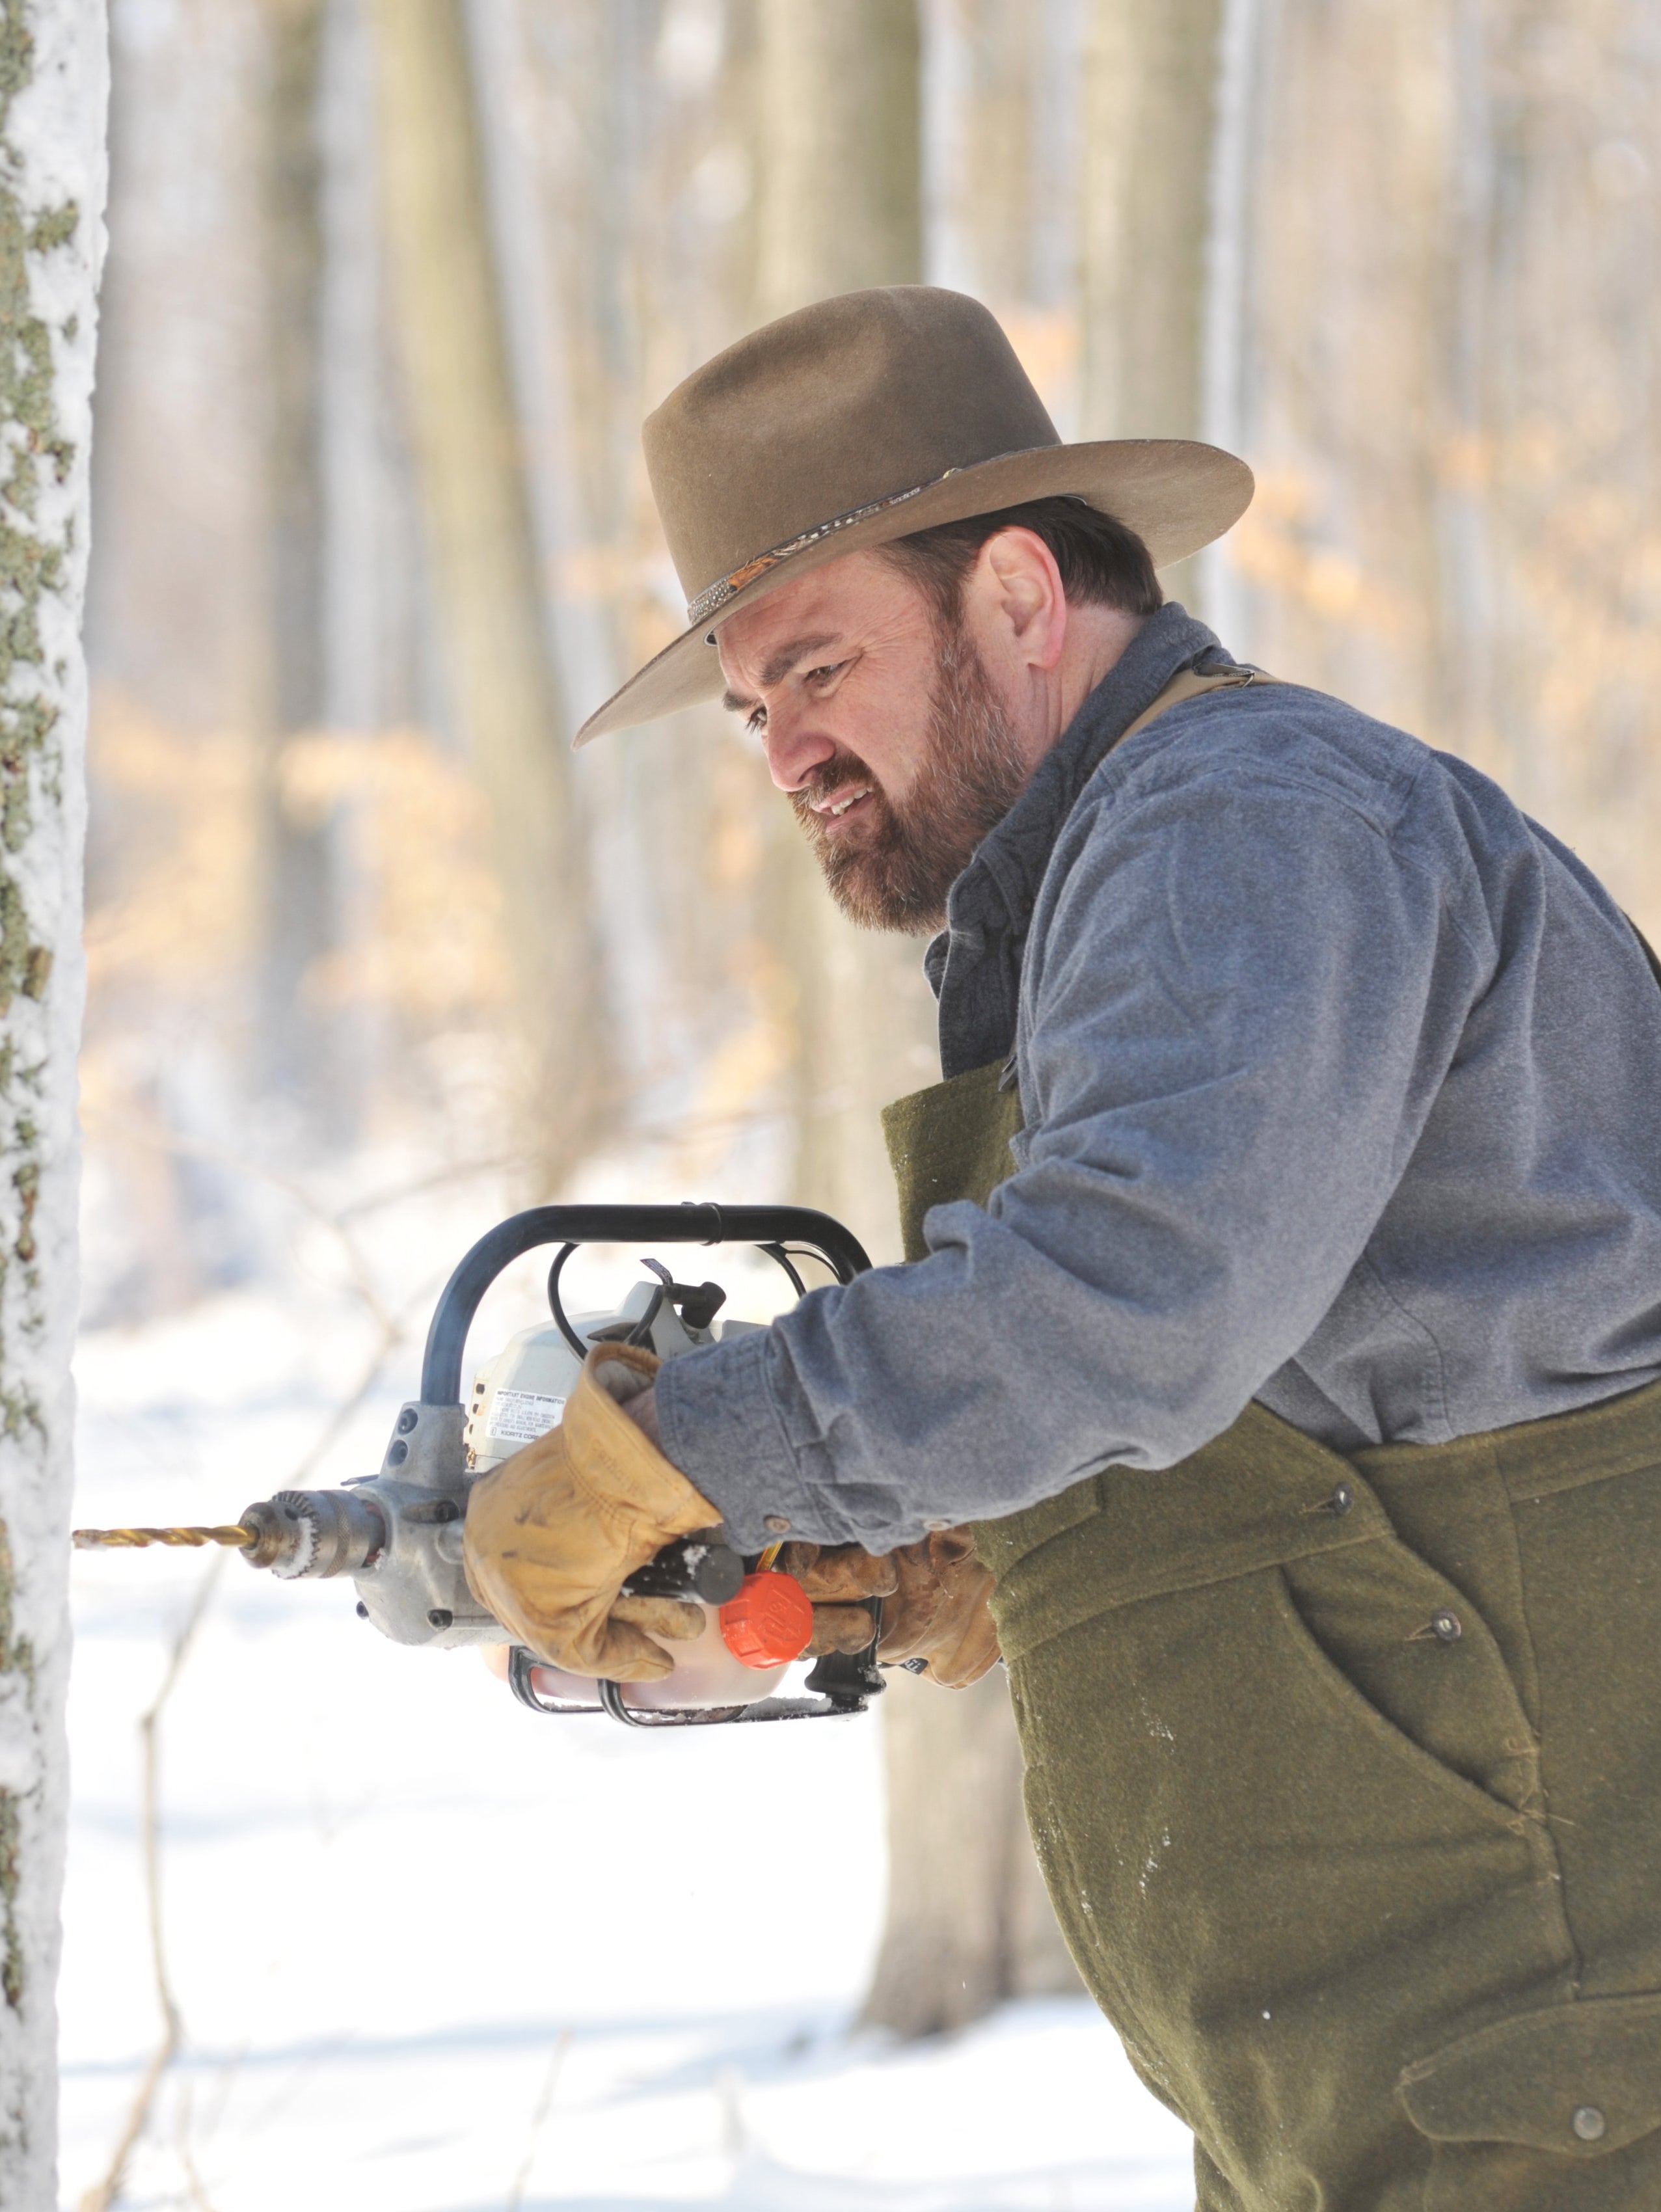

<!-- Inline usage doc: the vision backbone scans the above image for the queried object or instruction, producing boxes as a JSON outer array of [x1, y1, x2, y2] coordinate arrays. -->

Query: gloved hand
[[463, 1343, 722, 1680], [781, 1542, 897, 1655], [781, 1527, 1000, 1688]]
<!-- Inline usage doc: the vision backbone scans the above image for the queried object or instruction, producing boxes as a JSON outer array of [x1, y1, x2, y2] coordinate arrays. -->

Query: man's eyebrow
[[720, 634, 843, 715]]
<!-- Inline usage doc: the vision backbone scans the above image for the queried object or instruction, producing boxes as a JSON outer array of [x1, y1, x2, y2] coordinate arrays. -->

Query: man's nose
[[761, 703, 836, 794]]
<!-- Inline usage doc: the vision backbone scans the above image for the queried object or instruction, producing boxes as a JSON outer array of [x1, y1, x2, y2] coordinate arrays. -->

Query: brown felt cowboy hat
[[574, 286, 1253, 746]]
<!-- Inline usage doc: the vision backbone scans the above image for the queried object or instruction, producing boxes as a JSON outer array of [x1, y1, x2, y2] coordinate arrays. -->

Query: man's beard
[[790, 618, 1029, 936]]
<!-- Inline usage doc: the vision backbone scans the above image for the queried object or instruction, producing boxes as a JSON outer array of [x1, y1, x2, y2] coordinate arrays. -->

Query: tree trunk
[[0, 1, 105, 2193], [1081, 0, 1222, 439], [370, 0, 607, 1180], [744, 0, 1075, 2036], [752, 0, 938, 1250], [861, 1667, 1080, 2038], [755, 0, 923, 309], [1081, 0, 1224, 608], [254, 0, 345, 1136]]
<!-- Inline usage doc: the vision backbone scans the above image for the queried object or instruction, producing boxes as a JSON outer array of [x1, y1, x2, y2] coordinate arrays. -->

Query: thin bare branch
[[174, 2083, 224, 2212], [78, 1559, 219, 2212], [506, 2028, 571, 2212]]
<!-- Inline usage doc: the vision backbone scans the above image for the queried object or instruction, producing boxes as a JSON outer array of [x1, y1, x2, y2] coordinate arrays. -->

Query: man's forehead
[[714, 548, 910, 694], [718, 631, 840, 708]]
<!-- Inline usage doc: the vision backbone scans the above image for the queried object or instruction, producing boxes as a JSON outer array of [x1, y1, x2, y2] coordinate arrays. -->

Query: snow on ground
[[60, 1186, 1193, 2210]]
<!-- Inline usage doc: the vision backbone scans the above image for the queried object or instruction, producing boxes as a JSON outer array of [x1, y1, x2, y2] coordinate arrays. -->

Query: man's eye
[[746, 706, 767, 735], [805, 661, 846, 688]]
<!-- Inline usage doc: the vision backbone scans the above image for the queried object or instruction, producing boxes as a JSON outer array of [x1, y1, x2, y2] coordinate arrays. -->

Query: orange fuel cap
[[719, 1571, 813, 1669]]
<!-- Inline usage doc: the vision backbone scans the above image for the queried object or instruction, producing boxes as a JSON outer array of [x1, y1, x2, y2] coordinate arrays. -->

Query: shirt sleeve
[[653, 753, 1489, 1554]]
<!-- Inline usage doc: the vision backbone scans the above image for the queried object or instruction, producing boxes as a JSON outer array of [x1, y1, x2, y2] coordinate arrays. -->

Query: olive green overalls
[[882, 673, 1661, 2211]]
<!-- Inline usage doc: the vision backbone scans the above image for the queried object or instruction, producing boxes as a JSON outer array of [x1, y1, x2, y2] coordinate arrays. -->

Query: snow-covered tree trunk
[[0, 2, 106, 2198]]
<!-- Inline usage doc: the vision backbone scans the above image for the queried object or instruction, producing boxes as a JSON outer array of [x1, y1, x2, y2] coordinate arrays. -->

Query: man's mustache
[[791, 749, 889, 830]]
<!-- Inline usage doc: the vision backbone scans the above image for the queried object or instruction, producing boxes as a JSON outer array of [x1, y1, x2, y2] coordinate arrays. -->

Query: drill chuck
[[239, 1489, 388, 1580]]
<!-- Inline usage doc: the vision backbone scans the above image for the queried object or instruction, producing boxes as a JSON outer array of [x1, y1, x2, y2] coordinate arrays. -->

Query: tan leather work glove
[[780, 1542, 897, 1656], [463, 1343, 722, 1681], [781, 1528, 1000, 1688]]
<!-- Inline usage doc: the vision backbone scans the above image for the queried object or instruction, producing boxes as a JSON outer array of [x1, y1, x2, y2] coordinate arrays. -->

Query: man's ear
[[973, 526, 1068, 673]]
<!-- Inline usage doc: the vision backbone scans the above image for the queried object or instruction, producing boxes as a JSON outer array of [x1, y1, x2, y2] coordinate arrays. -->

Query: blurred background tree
[[80, 0, 1661, 2043], [371, 0, 610, 1178]]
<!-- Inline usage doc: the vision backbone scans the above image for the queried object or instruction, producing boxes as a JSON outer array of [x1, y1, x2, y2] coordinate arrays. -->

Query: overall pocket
[[1278, 1530, 1545, 1818], [1006, 1532, 1576, 2212], [1400, 1991, 1661, 2210]]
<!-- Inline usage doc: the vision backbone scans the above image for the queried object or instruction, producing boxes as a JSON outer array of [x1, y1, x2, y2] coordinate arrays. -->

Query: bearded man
[[464, 289, 1661, 2209]]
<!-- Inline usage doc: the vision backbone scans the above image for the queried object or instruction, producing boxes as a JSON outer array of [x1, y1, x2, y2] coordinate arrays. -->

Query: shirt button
[[1329, 1482, 1355, 1516], [1572, 2105, 1607, 2142], [763, 1514, 791, 1535], [1431, 1608, 1463, 1643]]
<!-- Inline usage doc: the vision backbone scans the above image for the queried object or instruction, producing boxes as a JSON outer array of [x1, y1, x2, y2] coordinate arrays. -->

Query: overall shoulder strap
[[1116, 662, 1280, 750], [882, 1060, 1023, 1263]]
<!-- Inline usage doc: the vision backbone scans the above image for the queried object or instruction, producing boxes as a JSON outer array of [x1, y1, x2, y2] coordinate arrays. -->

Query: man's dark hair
[[880, 494, 1163, 625]]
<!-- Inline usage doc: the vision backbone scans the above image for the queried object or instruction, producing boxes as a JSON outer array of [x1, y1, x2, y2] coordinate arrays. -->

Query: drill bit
[[72, 1524, 254, 1551], [74, 1490, 390, 1578]]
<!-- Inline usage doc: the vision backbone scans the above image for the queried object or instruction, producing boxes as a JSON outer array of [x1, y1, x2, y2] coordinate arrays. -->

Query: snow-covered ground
[[60, 1185, 1193, 2210]]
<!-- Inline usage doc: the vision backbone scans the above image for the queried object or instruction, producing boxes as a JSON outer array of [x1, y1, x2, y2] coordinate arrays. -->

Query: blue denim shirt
[[655, 606, 1661, 1552]]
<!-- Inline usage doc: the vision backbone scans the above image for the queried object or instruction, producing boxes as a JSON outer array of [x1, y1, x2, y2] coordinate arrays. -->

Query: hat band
[[686, 467, 965, 628]]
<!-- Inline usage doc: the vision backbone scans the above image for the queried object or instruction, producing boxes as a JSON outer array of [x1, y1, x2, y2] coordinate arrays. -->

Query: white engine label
[[489, 1389, 567, 1444]]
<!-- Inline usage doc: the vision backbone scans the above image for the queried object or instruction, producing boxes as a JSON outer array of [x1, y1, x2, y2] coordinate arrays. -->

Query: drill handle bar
[[419, 1203, 871, 1408], [435, 1205, 882, 1727]]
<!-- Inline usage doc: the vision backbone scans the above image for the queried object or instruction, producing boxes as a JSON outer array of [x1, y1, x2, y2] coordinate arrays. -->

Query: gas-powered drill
[[75, 1205, 885, 1729]]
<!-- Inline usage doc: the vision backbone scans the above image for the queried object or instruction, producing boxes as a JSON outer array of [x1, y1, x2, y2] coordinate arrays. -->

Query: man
[[465, 288, 1661, 2208]]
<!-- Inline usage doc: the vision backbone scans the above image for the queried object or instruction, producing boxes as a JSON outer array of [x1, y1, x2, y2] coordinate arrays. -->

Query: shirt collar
[[926, 602, 1227, 997]]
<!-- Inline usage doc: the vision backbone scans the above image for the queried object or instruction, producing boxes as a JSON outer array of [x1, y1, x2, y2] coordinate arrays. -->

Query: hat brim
[[573, 437, 1253, 746]]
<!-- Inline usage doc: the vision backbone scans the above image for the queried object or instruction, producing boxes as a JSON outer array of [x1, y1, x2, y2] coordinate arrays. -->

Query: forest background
[[63, 0, 1661, 2204]]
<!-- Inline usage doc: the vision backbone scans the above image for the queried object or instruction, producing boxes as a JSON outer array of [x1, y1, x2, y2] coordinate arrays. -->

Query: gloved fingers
[[874, 1612, 941, 1666], [779, 1541, 898, 1602], [584, 1617, 679, 1681], [879, 1537, 950, 1651], [587, 1340, 661, 1400], [472, 1575, 684, 1682], [610, 1593, 703, 1643], [805, 1602, 880, 1655], [926, 1526, 981, 1570], [561, 1347, 723, 1539], [461, 1351, 723, 1679], [916, 1606, 1002, 1688], [876, 1530, 1001, 1686]]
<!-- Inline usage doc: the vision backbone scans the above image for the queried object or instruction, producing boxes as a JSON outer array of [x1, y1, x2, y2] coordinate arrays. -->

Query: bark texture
[[0, 0, 104, 2195]]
